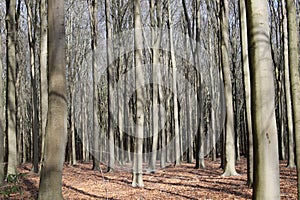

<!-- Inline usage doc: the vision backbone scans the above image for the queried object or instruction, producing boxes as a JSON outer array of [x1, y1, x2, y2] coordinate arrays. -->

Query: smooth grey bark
[[38, 0, 67, 198], [132, 0, 144, 188], [220, 0, 238, 177], [106, 0, 115, 172], [168, 0, 181, 166], [88, 0, 101, 171], [149, 0, 162, 173], [25, 0, 39, 174], [0, 28, 4, 185], [246, 0, 280, 199], [282, 0, 296, 169], [39, 0, 48, 166], [6, 0, 18, 176], [239, 0, 253, 185], [286, 0, 300, 198]]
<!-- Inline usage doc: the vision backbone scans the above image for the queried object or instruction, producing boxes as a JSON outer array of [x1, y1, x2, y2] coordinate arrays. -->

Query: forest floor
[[0, 158, 297, 199]]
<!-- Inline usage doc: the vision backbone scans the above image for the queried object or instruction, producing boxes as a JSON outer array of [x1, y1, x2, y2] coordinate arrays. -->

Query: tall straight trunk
[[220, 0, 238, 177], [88, 0, 100, 171], [25, 0, 39, 173], [149, 0, 162, 173], [0, 30, 4, 184], [282, 0, 295, 169], [286, 0, 300, 197], [38, 0, 67, 198], [132, 0, 144, 188], [239, 0, 253, 185], [6, 0, 17, 176], [39, 0, 48, 166], [70, 89, 76, 165], [246, 0, 280, 199], [167, 0, 180, 166], [106, 0, 115, 172], [195, 0, 205, 169]]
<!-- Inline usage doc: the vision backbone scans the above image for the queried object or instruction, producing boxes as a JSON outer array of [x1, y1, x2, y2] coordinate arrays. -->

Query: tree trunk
[[25, 0, 39, 174], [39, 0, 48, 167], [38, 0, 67, 198], [0, 29, 5, 185], [282, 0, 295, 169], [132, 0, 144, 188], [246, 0, 280, 198], [106, 0, 115, 172], [149, 0, 162, 173], [286, 0, 300, 197], [167, 0, 181, 167], [239, 0, 253, 185], [6, 0, 18, 176], [220, 0, 238, 177], [88, 0, 100, 171]]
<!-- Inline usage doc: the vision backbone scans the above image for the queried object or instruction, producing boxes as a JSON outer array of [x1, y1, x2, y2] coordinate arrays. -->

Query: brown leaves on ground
[[1, 158, 297, 199]]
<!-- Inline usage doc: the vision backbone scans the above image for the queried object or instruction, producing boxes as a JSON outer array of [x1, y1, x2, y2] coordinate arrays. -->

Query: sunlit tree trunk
[[167, 0, 180, 166], [239, 0, 253, 185], [6, 0, 18, 176], [286, 0, 300, 197], [132, 0, 144, 188], [0, 30, 4, 185], [149, 0, 162, 173], [39, 0, 48, 167], [38, 0, 67, 198], [282, 0, 295, 169], [220, 0, 238, 177], [246, 0, 280, 198]]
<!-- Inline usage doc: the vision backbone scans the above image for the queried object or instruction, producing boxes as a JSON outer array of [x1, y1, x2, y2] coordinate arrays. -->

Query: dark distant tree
[[106, 0, 115, 172], [88, 0, 101, 171]]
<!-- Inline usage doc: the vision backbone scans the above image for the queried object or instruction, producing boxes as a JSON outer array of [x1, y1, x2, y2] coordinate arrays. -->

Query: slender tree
[[25, 0, 39, 174], [38, 0, 67, 198], [246, 0, 280, 198], [39, 0, 48, 166], [239, 0, 253, 185], [88, 0, 101, 171], [168, 0, 181, 166], [0, 28, 4, 185], [6, 0, 18, 176], [106, 0, 115, 172], [286, 0, 300, 197], [282, 0, 295, 169], [220, 0, 238, 177], [149, 0, 162, 173], [132, 0, 144, 187]]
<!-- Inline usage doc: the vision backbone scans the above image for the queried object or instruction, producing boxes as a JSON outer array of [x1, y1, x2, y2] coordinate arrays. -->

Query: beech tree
[[38, 0, 67, 198], [286, 0, 300, 197], [132, 0, 145, 188], [246, 0, 280, 198], [239, 0, 253, 185], [6, 0, 18, 176], [220, 0, 238, 177], [0, 29, 4, 185]]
